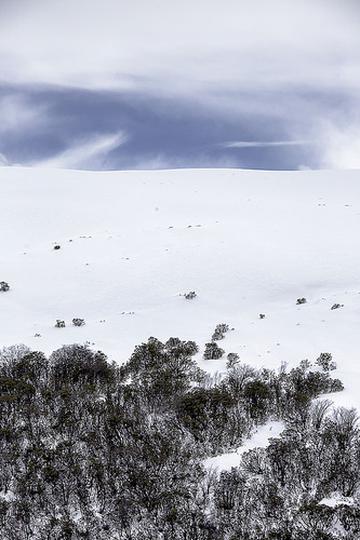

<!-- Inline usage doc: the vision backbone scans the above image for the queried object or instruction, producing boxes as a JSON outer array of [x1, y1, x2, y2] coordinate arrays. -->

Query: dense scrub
[[0, 339, 358, 539]]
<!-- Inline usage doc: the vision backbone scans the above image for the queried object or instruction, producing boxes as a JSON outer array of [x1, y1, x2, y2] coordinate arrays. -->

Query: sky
[[0, 0, 360, 170]]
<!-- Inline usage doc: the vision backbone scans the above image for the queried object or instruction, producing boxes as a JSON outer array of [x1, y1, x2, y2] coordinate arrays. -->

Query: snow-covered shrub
[[12, 351, 49, 384], [226, 352, 240, 368], [121, 337, 202, 407], [296, 297, 307, 305], [72, 318, 85, 327], [212, 323, 229, 341], [0, 281, 10, 292], [316, 352, 336, 372], [165, 337, 199, 356], [49, 344, 113, 389], [330, 378, 344, 392], [331, 303, 344, 310], [299, 358, 312, 371], [55, 319, 65, 328], [184, 291, 197, 300], [0, 344, 31, 365], [176, 385, 234, 444], [203, 342, 225, 360]]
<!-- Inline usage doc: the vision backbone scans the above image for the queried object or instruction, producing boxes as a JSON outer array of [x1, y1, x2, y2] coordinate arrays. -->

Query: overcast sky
[[0, 0, 359, 170]]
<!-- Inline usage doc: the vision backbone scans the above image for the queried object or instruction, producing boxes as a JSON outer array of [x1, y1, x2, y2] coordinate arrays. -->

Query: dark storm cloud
[[0, 84, 325, 170], [0, 0, 359, 169]]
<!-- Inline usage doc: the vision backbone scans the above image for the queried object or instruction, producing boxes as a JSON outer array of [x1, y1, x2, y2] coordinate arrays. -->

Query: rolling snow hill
[[1, 166, 360, 410]]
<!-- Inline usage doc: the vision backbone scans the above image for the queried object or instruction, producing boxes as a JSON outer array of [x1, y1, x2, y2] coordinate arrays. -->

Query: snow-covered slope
[[1, 167, 360, 409]]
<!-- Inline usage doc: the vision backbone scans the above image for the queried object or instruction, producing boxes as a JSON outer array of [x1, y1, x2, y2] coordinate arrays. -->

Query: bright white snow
[[1, 166, 360, 411], [203, 421, 284, 472], [319, 495, 355, 508]]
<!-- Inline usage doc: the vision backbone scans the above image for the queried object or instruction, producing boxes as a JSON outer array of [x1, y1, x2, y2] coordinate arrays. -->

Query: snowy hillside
[[1, 166, 360, 409]]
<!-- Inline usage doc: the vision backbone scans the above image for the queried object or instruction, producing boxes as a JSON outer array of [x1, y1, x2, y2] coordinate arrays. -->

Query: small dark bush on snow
[[212, 323, 230, 341], [316, 352, 336, 372], [204, 341, 225, 360], [72, 318, 85, 327]]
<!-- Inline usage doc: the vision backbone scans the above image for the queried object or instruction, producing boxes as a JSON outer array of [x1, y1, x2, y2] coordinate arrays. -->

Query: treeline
[[0, 338, 358, 539]]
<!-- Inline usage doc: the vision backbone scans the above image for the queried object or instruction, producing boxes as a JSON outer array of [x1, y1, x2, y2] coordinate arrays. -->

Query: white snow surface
[[1, 166, 360, 409], [203, 420, 284, 472], [319, 495, 355, 508]]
